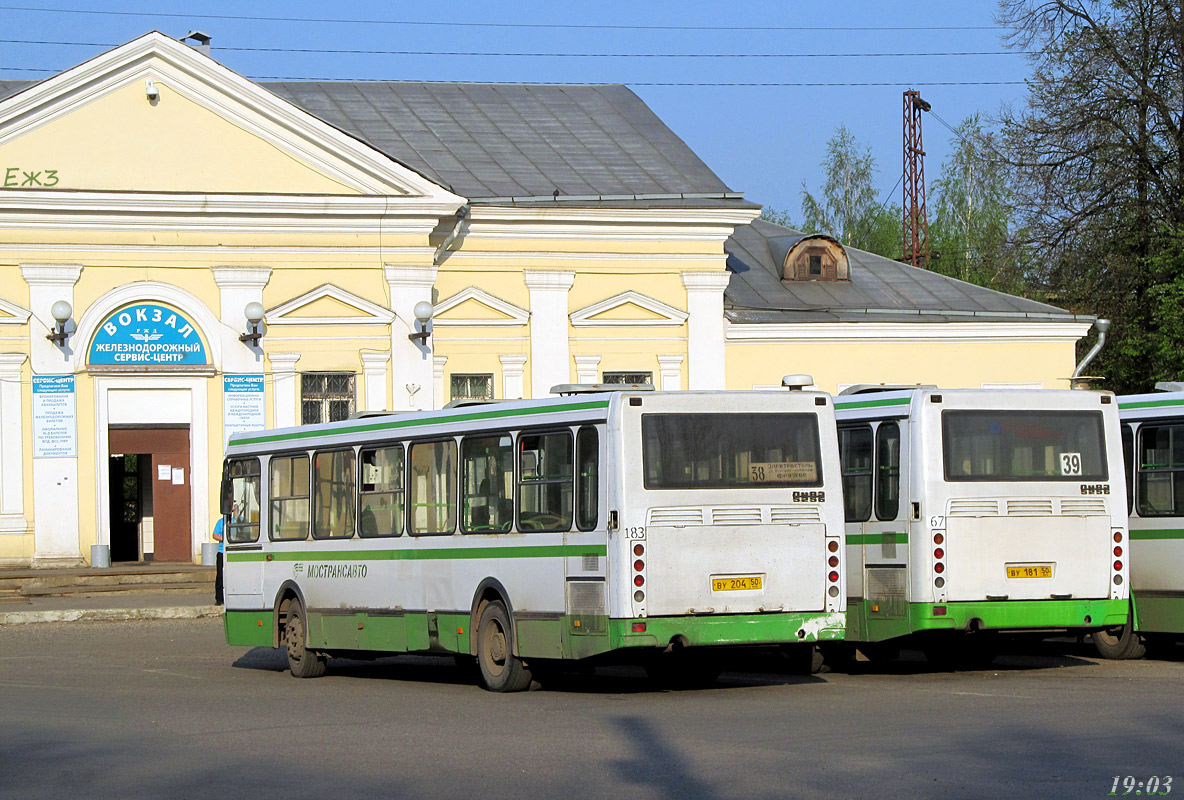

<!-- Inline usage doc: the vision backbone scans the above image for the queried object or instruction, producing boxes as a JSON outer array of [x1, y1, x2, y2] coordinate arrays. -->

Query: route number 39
[[1060, 452, 1082, 476]]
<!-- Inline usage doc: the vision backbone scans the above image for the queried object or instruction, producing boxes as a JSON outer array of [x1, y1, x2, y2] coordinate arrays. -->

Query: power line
[[0, 6, 1002, 32], [0, 67, 1025, 86], [0, 38, 1026, 58]]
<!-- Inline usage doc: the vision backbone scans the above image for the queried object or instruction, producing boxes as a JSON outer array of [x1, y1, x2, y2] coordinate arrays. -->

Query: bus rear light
[[634, 575, 644, 587], [1113, 532, 1123, 543], [933, 532, 944, 545], [828, 570, 839, 583], [1113, 560, 1122, 571], [1113, 575, 1123, 585], [828, 586, 839, 598], [632, 622, 646, 633], [634, 559, 644, 571], [934, 563, 945, 574], [1113, 546, 1123, 557], [633, 543, 644, 556], [828, 555, 839, 568], [934, 606, 947, 616], [827, 540, 839, 553], [934, 548, 944, 559], [934, 577, 945, 588], [634, 590, 644, 602]]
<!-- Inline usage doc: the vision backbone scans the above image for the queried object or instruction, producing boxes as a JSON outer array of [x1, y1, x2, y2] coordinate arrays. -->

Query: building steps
[[0, 564, 214, 598]]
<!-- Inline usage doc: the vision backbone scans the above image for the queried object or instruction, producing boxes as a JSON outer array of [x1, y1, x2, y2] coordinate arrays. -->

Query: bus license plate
[[712, 575, 763, 591], [1006, 564, 1054, 579]]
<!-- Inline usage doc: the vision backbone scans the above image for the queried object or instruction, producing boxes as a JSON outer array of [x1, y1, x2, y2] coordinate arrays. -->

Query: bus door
[[864, 420, 908, 620], [940, 408, 1113, 602], [223, 457, 265, 608]]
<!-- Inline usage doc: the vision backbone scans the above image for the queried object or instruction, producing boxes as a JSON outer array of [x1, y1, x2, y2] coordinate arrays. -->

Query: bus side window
[[462, 433, 513, 534], [518, 430, 573, 532], [270, 454, 310, 541], [874, 422, 900, 521], [576, 426, 599, 531], [838, 426, 872, 523], [1137, 423, 1184, 516], [1122, 424, 1134, 516], [313, 449, 355, 540], [360, 445, 404, 538], [225, 458, 261, 543], [409, 439, 458, 535]]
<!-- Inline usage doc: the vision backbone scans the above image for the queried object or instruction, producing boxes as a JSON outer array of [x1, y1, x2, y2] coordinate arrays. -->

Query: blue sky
[[0, 1, 1032, 218]]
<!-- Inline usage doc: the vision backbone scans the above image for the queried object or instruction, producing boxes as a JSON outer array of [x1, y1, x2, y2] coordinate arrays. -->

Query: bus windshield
[[642, 413, 822, 489], [943, 410, 1108, 482]]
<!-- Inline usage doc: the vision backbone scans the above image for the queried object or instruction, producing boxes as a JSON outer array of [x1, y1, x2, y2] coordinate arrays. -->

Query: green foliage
[[759, 207, 796, 228], [799, 124, 901, 259]]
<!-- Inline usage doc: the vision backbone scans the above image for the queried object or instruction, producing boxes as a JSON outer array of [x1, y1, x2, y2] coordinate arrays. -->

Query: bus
[[1104, 387, 1184, 658], [220, 384, 846, 691], [832, 386, 1130, 666]]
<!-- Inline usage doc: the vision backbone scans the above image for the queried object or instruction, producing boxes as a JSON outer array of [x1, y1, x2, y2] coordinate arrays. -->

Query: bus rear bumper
[[609, 610, 847, 650], [911, 598, 1128, 632]]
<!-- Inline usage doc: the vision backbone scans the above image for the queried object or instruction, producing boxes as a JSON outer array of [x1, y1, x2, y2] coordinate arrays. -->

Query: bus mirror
[[219, 477, 233, 516]]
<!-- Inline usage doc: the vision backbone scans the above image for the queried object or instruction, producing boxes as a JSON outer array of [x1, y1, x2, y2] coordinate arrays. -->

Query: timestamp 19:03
[[1110, 776, 1173, 795]]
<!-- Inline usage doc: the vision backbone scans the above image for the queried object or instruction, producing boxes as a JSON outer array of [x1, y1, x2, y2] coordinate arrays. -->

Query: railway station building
[[0, 32, 1094, 566]]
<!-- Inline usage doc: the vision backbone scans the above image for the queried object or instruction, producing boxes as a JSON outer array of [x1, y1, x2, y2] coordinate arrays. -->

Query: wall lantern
[[239, 302, 265, 346], [408, 300, 434, 345], [46, 300, 72, 347]]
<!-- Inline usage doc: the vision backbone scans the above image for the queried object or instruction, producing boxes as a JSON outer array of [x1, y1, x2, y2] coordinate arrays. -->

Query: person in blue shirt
[[212, 510, 226, 606]]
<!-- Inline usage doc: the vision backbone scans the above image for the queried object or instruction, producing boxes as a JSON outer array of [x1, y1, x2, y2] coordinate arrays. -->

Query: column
[[524, 270, 575, 397], [574, 355, 601, 385], [22, 264, 83, 565], [361, 352, 390, 412], [681, 271, 731, 390], [269, 353, 301, 428], [656, 355, 685, 391], [385, 265, 438, 411], [0, 354, 27, 533], [500, 355, 528, 400], [212, 266, 272, 374]]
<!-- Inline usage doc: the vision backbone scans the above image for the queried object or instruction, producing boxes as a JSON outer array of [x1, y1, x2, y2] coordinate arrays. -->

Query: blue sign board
[[223, 374, 266, 445], [31, 375, 77, 457], [89, 304, 206, 365]]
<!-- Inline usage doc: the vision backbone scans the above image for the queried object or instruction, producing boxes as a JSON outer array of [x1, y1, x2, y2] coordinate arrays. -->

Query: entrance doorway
[[108, 427, 192, 562]]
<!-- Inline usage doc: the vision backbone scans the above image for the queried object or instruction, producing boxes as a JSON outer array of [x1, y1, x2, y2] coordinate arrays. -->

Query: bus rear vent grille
[[1007, 499, 1054, 516], [648, 507, 705, 526], [581, 553, 600, 571], [948, 499, 1000, 516], [567, 580, 606, 616], [770, 506, 822, 524], [1060, 498, 1107, 515], [866, 568, 906, 600], [712, 507, 763, 525]]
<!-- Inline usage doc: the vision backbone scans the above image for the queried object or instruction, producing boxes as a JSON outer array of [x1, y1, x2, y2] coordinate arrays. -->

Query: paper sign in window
[[748, 461, 817, 483]]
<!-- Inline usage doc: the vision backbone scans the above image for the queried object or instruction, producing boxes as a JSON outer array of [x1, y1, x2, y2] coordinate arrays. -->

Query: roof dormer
[[772, 234, 850, 282]]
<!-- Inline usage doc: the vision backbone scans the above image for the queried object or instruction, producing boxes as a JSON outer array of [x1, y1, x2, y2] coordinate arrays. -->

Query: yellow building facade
[[0, 33, 1091, 566]]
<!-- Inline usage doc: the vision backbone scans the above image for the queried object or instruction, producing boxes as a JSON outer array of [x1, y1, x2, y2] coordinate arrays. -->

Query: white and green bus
[[221, 384, 846, 691], [833, 386, 1130, 665], [1103, 387, 1184, 658]]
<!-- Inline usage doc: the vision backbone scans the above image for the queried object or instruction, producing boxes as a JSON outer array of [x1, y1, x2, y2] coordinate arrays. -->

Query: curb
[[0, 605, 222, 626]]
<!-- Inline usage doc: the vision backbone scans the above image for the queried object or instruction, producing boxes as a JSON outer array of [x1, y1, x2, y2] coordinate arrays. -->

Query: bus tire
[[283, 603, 327, 679], [476, 600, 532, 692], [1093, 611, 1145, 660]]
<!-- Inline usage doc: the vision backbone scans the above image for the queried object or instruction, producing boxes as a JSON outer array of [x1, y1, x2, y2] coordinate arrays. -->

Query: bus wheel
[[476, 600, 533, 692], [283, 602, 327, 679], [1093, 611, 1145, 660]]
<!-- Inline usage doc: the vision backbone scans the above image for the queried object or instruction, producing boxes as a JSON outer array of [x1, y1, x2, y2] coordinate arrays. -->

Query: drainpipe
[[1070, 318, 1110, 390], [433, 205, 469, 266]]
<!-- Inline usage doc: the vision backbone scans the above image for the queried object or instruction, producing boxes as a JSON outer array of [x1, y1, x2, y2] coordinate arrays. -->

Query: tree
[[998, 0, 1184, 392], [928, 114, 1028, 293], [759, 207, 796, 228], [799, 124, 901, 258]]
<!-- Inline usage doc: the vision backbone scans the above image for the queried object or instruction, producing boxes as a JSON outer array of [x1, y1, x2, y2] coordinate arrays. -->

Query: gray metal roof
[[263, 81, 735, 202], [725, 218, 1084, 324], [2, 78, 740, 205]]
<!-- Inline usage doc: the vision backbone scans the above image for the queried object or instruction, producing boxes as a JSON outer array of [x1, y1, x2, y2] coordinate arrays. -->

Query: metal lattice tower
[[902, 90, 931, 268]]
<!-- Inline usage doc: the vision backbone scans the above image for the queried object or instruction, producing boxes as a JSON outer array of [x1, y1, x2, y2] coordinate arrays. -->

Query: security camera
[[145, 78, 160, 102]]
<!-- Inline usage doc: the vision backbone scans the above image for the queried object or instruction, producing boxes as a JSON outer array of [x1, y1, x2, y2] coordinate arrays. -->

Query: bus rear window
[[943, 410, 1107, 482], [642, 413, 822, 489]]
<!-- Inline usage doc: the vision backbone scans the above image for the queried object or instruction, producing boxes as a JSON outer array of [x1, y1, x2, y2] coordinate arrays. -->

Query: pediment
[[0, 32, 463, 202], [570, 291, 688, 327], [267, 284, 394, 326], [433, 287, 528, 327], [0, 296, 31, 325]]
